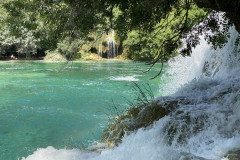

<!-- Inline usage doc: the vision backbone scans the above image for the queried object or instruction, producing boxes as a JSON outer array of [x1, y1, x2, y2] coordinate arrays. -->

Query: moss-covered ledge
[[224, 149, 240, 160], [101, 96, 183, 146]]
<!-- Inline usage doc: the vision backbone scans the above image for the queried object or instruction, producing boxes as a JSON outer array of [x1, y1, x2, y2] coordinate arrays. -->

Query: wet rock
[[180, 152, 210, 160], [225, 149, 240, 160]]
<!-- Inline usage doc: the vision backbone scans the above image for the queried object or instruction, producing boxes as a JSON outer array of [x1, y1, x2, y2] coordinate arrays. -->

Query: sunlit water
[[0, 61, 166, 159]]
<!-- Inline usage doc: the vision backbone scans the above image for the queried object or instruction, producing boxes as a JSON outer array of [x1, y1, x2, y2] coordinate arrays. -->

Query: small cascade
[[107, 29, 118, 59]]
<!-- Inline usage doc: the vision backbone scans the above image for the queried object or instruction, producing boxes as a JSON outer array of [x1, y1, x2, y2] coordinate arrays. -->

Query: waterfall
[[23, 27, 240, 160], [107, 29, 118, 59]]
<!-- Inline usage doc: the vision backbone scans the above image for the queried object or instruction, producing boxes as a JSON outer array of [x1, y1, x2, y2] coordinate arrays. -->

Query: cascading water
[[107, 29, 118, 59], [22, 27, 240, 160]]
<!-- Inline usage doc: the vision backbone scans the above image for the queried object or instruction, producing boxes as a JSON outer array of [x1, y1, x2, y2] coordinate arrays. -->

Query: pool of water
[[0, 61, 166, 159]]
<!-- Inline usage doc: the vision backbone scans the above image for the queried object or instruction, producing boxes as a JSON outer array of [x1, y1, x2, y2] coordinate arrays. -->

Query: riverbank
[[0, 54, 130, 63], [43, 52, 129, 62]]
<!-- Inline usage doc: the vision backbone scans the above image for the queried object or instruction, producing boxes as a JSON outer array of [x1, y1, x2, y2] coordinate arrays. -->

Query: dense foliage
[[0, 0, 237, 64], [123, 5, 207, 61]]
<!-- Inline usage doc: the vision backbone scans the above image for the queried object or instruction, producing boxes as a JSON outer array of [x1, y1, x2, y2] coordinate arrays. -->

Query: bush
[[57, 37, 84, 60], [44, 50, 67, 62]]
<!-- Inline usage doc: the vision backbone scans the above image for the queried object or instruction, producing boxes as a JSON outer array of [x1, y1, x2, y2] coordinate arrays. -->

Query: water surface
[[0, 61, 166, 159]]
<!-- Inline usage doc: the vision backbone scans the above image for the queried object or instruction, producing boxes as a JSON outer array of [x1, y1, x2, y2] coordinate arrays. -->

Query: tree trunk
[[194, 0, 240, 33]]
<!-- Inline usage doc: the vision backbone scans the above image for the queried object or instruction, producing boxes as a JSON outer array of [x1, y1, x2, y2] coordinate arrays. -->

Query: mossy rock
[[224, 149, 240, 160], [101, 98, 179, 146], [179, 152, 210, 160]]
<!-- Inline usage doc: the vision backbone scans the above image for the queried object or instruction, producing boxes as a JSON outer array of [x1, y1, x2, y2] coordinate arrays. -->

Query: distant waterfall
[[107, 29, 118, 59]]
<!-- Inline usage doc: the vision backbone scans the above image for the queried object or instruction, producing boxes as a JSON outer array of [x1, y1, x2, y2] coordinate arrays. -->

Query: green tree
[[123, 4, 207, 62]]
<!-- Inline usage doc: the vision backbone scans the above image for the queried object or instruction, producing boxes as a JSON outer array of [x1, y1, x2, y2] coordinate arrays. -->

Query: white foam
[[110, 76, 139, 81], [159, 36, 210, 96], [22, 146, 98, 160]]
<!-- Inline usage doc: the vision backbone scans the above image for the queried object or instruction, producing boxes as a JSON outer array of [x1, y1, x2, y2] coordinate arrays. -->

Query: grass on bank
[[101, 83, 174, 146]]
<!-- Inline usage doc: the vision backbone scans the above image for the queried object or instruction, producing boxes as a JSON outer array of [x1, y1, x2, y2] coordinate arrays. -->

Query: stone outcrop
[[225, 149, 240, 160]]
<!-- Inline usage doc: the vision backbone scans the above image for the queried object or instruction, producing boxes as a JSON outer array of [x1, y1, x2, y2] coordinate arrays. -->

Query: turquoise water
[[0, 61, 166, 159]]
